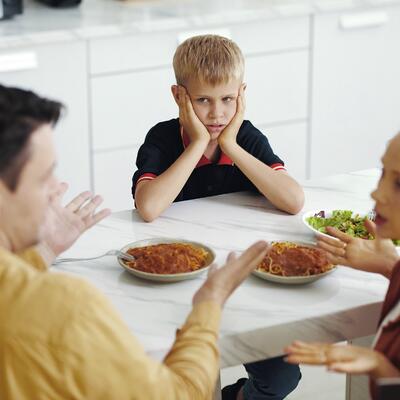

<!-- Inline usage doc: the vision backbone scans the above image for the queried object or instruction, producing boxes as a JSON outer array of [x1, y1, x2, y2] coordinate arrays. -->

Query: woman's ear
[[171, 85, 180, 105]]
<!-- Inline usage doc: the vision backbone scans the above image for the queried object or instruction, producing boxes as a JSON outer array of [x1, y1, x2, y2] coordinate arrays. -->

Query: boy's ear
[[171, 85, 180, 105], [242, 83, 247, 92]]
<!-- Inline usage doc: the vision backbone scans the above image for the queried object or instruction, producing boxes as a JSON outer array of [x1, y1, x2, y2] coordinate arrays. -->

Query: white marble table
[[54, 168, 389, 369]]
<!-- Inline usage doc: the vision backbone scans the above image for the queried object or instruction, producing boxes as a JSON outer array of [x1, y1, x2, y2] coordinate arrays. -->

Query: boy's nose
[[208, 104, 223, 119]]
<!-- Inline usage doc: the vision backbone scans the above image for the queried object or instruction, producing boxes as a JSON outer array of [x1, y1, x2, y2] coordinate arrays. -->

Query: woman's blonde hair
[[173, 35, 245, 86]]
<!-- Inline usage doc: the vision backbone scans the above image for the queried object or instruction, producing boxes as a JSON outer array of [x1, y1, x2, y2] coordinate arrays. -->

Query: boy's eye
[[223, 97, 234, 102], [196, 98, 209, 104]]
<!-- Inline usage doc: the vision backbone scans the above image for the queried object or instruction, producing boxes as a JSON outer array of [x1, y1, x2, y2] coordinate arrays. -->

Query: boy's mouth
[[206, 124, 226, 133]]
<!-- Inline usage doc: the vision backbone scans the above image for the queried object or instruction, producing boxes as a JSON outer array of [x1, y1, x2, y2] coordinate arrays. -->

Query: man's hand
[[284, 341, 399, 380], [218, 83, 246, 151], [316, 220, 398, 278], [193, 241, 269, 307], [177, 85, 210, 145], [38, 182, 111, 265]]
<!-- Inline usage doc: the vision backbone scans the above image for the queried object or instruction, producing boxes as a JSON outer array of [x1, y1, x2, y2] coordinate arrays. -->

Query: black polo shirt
[[132, 118, 285, 202]]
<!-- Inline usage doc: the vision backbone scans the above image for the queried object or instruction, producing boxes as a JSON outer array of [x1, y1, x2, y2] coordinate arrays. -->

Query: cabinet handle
[[177, 28, 231, 45], [0, 52, 38, 73], [339, 11, 388, 30]]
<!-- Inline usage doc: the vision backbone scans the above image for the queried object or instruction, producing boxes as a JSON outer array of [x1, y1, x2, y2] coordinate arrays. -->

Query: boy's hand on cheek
[[177, 86, 210, 145], [218, 84, 246, 151]]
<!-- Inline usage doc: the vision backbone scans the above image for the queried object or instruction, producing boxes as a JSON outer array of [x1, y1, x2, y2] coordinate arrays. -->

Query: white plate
[[252, 240, 336, 285], [302, 209, 369, 240], [252, 267, 336, 285], [118, 238, 215, 282]]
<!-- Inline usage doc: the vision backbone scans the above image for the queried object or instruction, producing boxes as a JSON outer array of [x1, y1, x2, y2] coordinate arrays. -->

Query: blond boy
[[132, 34, 302, 400], [132, 35, 304, 222]]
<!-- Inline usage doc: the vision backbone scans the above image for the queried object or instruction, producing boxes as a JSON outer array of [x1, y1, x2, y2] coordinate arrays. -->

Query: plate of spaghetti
[[118, 238, 215, 282], [253, 241, 336, 284]]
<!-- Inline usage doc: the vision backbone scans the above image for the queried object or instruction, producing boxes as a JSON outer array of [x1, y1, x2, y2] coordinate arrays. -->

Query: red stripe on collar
[[180, 126, 233, 167]]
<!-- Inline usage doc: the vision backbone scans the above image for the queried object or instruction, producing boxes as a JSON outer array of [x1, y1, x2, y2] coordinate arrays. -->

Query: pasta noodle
[[257, 241, 334, 277], [124, 243, 209, 274]]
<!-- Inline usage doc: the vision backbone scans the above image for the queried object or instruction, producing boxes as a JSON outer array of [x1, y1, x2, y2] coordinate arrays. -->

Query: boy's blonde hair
[[173, 35, 245, 86]]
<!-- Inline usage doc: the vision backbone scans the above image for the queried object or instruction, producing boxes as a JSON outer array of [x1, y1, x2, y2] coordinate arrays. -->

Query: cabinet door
[[91, 67, 177, 150], [311, 6, 400, 178], [0, 42, 90, 197], [245, 50, 308, 127], [93, 147, 139, 212], [258, 123, 307, 181]]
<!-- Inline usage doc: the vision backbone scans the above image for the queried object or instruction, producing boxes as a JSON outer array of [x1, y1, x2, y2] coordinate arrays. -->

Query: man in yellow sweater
[[0, 84, 269, 399]]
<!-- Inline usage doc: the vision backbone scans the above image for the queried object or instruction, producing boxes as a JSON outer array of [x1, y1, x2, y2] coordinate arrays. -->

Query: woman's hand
[[284, 341, 399, 380], [193, 241, 269, 307], [316, 220, 398, 278]]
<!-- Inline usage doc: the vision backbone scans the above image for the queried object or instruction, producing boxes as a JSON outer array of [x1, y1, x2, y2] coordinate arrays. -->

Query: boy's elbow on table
[[275, 189, 305, 215], [137, 206, 159, 222], [285, 197, 304, 215], [135, 199, 161, 222]]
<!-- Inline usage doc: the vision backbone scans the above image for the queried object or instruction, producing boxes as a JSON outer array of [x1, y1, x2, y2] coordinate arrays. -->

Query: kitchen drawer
[[259, 122, 308, 180], [231, 16, 309, 55], [89, 17, 309, 75], [91, 67, 177, 150], [93, 147, 139, 211], [89, 31, 179, 75], [245, 50, 308, 126]]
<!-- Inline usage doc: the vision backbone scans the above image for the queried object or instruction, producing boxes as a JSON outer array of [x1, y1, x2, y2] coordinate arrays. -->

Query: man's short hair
[[173, 34, 245, 86], [0, 85, 63, 191]]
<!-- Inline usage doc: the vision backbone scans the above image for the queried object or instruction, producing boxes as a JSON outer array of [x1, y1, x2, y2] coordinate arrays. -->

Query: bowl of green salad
[[302, 209, 400, 245]]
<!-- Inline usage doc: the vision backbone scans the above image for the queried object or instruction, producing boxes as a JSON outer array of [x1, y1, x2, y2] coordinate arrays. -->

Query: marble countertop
[[0, 0, 399, 44], [54, 168, 390, 367]]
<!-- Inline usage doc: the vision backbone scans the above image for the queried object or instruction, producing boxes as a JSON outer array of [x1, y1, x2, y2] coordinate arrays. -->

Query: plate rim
[[118, 237, 215, 279], [252, 240, 337, 284]]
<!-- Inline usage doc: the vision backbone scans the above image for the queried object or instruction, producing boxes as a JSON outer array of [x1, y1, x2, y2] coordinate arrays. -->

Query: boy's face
[[371, 133, 400, 240], [179, 78, 242, 141]]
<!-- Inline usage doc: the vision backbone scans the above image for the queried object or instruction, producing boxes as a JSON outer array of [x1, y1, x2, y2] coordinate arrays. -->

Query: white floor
[[221, 363, 346, 400]]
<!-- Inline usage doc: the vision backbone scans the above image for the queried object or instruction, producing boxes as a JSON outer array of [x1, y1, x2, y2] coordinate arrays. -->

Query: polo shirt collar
[[180, 127, 233, 167]]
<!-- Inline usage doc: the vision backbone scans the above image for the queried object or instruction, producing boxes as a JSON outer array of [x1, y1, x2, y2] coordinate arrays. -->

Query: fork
[[53, 250, 136, 265], [367, 210, 376, 221]]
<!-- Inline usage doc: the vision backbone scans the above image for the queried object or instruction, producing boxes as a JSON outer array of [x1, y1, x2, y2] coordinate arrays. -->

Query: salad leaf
[[306, 210, 373, 239]]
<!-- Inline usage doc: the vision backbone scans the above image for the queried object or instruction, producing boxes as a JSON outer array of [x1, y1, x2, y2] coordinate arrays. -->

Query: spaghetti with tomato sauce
[[124, 243, 210, 274], [257, 242, 334, 277]]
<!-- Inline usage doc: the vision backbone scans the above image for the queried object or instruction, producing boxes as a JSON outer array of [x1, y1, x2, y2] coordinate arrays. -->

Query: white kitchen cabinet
[[310, 6, 400, 178], [259, 122, 308, 181], [231, 17, 309, 55], [89, 31, 178, 75], [91, 67, 177, 150], [93, 147, 139, 211], [0, 41, 91, 198], [245, 50, 308, 126]]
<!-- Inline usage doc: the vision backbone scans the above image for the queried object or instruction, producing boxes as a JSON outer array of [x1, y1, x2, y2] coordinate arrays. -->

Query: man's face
[[0, 124, 58, 251], [371, 133, 400, 240], [185, 78, 242, 142]]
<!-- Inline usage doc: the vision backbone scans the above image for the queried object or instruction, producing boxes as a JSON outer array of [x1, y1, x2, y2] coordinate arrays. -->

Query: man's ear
[[171, 85, 180, 105]]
